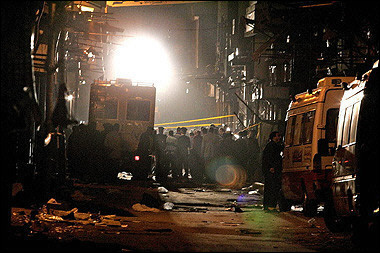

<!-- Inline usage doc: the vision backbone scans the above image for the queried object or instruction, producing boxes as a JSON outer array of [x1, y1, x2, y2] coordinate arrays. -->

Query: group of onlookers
[[67, 122, 285, 212], [67, 122, 125, 183], [150, 125, 262, 185]]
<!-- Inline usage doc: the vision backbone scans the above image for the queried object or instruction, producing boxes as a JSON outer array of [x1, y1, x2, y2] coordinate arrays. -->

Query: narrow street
[[7, 179, 366, 252], [3, 2, 379, 252]]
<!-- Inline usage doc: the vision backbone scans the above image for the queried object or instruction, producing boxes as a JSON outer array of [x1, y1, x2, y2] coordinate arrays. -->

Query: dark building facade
[[210, 1, 379, 147]]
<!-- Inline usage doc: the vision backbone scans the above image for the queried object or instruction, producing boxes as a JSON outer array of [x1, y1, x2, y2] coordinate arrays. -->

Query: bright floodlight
[[113, 36, 173, 90]]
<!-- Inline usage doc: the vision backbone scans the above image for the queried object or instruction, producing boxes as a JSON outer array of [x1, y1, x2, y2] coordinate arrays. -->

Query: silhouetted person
[[154, 127, 167, 181], [262, 131, 284, 211], [235, 130, 249, 173], [67, 125, 84, 180], [165, 130, 178, 180], [189, 130, 203, 183], [177, 127, 191, 180], [201, 126, 220, 183], [136, 126, 155, 180], [104, 123, 123, 183], [218, 132, 238, 160], [247, 128, 261, 182]]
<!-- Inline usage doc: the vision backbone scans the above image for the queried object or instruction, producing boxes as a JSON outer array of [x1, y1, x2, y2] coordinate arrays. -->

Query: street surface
[[6, 179, 372, 252]]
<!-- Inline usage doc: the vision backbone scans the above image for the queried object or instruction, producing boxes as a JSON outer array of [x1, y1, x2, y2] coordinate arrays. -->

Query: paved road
[[6, 180, 370, 252]]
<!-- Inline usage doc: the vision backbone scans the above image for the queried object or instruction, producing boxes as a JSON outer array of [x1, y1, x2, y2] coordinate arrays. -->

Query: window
[[325, 108, 339, 143], [285, 116, 296, 146], [92, 97, 118, 119], [286, 111, 315, 146], [283, 61, 291, 82], [269, 64, 277, 86], [104, 100, 118, 119], [301, 111, 315, 144], [349, 102, 361, 144], [342, 106, 353, 146], [126, 100, 151, 121], [293, 114, 303, 145]]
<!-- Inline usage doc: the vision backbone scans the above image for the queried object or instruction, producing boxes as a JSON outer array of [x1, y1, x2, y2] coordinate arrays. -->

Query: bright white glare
[[66, 94, 74, 101], [113, 36, 173, 90]]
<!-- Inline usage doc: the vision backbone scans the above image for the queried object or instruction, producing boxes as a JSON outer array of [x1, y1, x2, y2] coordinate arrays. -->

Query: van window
[[285, 116, 296, 146], [126, 100, 151, 121], [342, 105, 353, 146], [293, 114, 303, 145], [104, 100, 118, 119], [93, 97, 118, 119], [301, 111, 315, 144], [349, 102, 361, 144], [326, 108, 339, 143]]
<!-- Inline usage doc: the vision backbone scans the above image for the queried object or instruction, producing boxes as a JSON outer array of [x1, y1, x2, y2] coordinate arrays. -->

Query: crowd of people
[[149, 125, 262, 185], [67, 123, 263, 185], [67, 122, 285, 211], [139, 125, 285, 211], [67, 122, 125, 183]]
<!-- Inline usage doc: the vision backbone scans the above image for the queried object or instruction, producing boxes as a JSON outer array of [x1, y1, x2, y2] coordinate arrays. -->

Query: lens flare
[[205, 156, 247, 189]]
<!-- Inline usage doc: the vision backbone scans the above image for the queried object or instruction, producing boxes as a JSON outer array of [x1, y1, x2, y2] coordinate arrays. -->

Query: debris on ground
[[225, 206, 244, 212], [132, 203, 160, 212], [308, 218, 317, 228], [237, 228, 262, 235], [157, 186, 169, 193], [163, 202, 174, 210]]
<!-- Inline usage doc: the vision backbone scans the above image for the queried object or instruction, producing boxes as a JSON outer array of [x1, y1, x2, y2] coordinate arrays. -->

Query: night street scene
[[2, 1, 379, 252]]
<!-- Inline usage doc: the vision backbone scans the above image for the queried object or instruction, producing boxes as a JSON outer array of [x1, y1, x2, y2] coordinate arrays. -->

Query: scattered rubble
[[163, 202, 174, 210], [132, 203, 160, 212]]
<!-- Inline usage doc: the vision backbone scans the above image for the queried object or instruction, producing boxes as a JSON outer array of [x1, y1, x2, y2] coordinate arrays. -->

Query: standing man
[[177, 127, 191, 180], [247, 128, 261, 183], [165, 130, 178, 180], [261, 131, 284, 211], [189, 130, 203, 183], [137, 126, 155, 180], [104, 123, 123, 182], [154, 127, 167, 181], [201, 126, 221, 183]]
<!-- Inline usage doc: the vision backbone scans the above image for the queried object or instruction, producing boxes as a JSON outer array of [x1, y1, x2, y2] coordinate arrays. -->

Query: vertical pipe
[[194, 15, 199, 69], [46, 2, 56, 130]]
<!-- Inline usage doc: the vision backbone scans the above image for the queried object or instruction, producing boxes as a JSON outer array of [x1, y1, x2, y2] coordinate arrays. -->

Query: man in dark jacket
[[261, 131, 284, 211], [137, 127, 155, 180], [154, 127, 167, 181], [177, 127, 191, 180]]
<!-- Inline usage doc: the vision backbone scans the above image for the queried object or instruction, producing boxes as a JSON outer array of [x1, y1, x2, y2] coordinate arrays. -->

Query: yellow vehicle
[[281, 76, 355, 216], [89, 78, 156, 152]]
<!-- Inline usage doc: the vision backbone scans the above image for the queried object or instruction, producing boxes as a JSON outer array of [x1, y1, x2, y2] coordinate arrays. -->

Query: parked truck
[[88, 78, 156, 179]]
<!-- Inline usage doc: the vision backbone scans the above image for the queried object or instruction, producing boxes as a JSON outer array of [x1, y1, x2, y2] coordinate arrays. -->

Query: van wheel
[[323, 199, 348, 232], [303, 193, 318, 217]]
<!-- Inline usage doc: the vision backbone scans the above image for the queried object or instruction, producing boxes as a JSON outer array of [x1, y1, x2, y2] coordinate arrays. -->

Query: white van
[[280, 76, 355, 216], [324, 60, 379, 244]]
